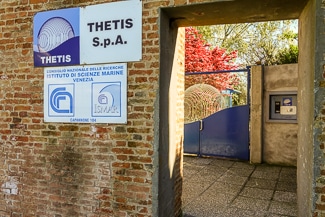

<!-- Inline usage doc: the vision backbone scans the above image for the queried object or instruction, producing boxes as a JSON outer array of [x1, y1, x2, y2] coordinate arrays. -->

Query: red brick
[[112, 148, 134, 155], [316, 203, 325, 210], [0, 0, 182, 216], [127, 184, 150, 193], [30, 0, 48, 3], [112, 162, 131, 169]]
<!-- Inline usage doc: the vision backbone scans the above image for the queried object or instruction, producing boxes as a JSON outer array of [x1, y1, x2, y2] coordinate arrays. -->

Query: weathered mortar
[[0, 0, 159, 216], [308, 0, 325, 216]]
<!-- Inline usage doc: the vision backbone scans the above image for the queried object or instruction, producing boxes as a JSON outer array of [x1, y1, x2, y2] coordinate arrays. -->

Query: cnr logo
[[49, 84, 74, 117]]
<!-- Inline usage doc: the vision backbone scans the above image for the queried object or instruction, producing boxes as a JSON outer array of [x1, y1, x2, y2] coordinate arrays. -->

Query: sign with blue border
[[33, 1, 142, 67], [44, 63, 127, 123]]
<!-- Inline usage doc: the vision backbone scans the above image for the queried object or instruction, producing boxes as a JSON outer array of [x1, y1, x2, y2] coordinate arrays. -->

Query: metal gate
[[184, 68, 250, 161]]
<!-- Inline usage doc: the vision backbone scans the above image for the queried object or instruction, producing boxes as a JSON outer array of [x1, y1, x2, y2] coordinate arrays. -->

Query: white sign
[[33, 1, 142, 67], [80, 1, 142, 64], [44, 63, 127, 123]]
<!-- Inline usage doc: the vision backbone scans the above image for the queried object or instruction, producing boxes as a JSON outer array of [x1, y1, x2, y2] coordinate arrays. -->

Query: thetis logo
[[37, 17, 75, 53], [49, 84, 74, 117], [35, 17, 76, 65], [92, 82, 121, 117], [33, 8, 80, 67]]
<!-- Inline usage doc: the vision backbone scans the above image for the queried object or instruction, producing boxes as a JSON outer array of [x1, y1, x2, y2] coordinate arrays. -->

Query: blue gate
[[184, 68, 250, 161]]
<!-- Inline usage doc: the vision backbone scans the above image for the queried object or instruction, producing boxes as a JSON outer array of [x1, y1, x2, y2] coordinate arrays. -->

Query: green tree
[[275, 31, 298, 64], [231, 73, 247, 106], [196, 20, 298, 66], [276, 44, 298, 64]]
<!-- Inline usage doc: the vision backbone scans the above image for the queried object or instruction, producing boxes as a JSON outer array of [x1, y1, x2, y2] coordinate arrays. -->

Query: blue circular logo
[[37, 17, 75, 53]]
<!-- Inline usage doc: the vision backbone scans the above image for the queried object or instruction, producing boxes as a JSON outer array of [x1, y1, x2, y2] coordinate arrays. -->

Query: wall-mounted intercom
[[266, 91, 297, 123]]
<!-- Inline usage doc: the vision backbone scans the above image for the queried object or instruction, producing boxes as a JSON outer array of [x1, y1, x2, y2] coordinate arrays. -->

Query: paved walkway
[[182, 156, 297, 217]]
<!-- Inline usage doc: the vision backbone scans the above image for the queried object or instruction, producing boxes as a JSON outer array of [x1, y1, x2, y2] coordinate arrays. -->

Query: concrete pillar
[[250, 65, 263, 164]]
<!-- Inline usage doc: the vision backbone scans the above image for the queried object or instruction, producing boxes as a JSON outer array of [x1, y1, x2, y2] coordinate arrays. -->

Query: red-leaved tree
[[185, 27, 239, 90]]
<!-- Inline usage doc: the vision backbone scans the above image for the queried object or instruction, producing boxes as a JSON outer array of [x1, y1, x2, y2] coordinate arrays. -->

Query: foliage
[[231, 74, 247, 106], [275, 44, 298, 64], [185, 27, 239, 90], [196, 20, 298, 66]]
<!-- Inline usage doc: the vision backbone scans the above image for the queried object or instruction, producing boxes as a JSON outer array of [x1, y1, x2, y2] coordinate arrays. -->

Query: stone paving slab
[[239, 187, 274, 200], [245, 177, 277, 190], [182, 156, 297, 217]]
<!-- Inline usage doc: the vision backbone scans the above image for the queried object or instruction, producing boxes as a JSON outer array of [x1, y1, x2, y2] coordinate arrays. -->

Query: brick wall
[[2, 0, 324, 217], [0, 0, 167, 216]]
